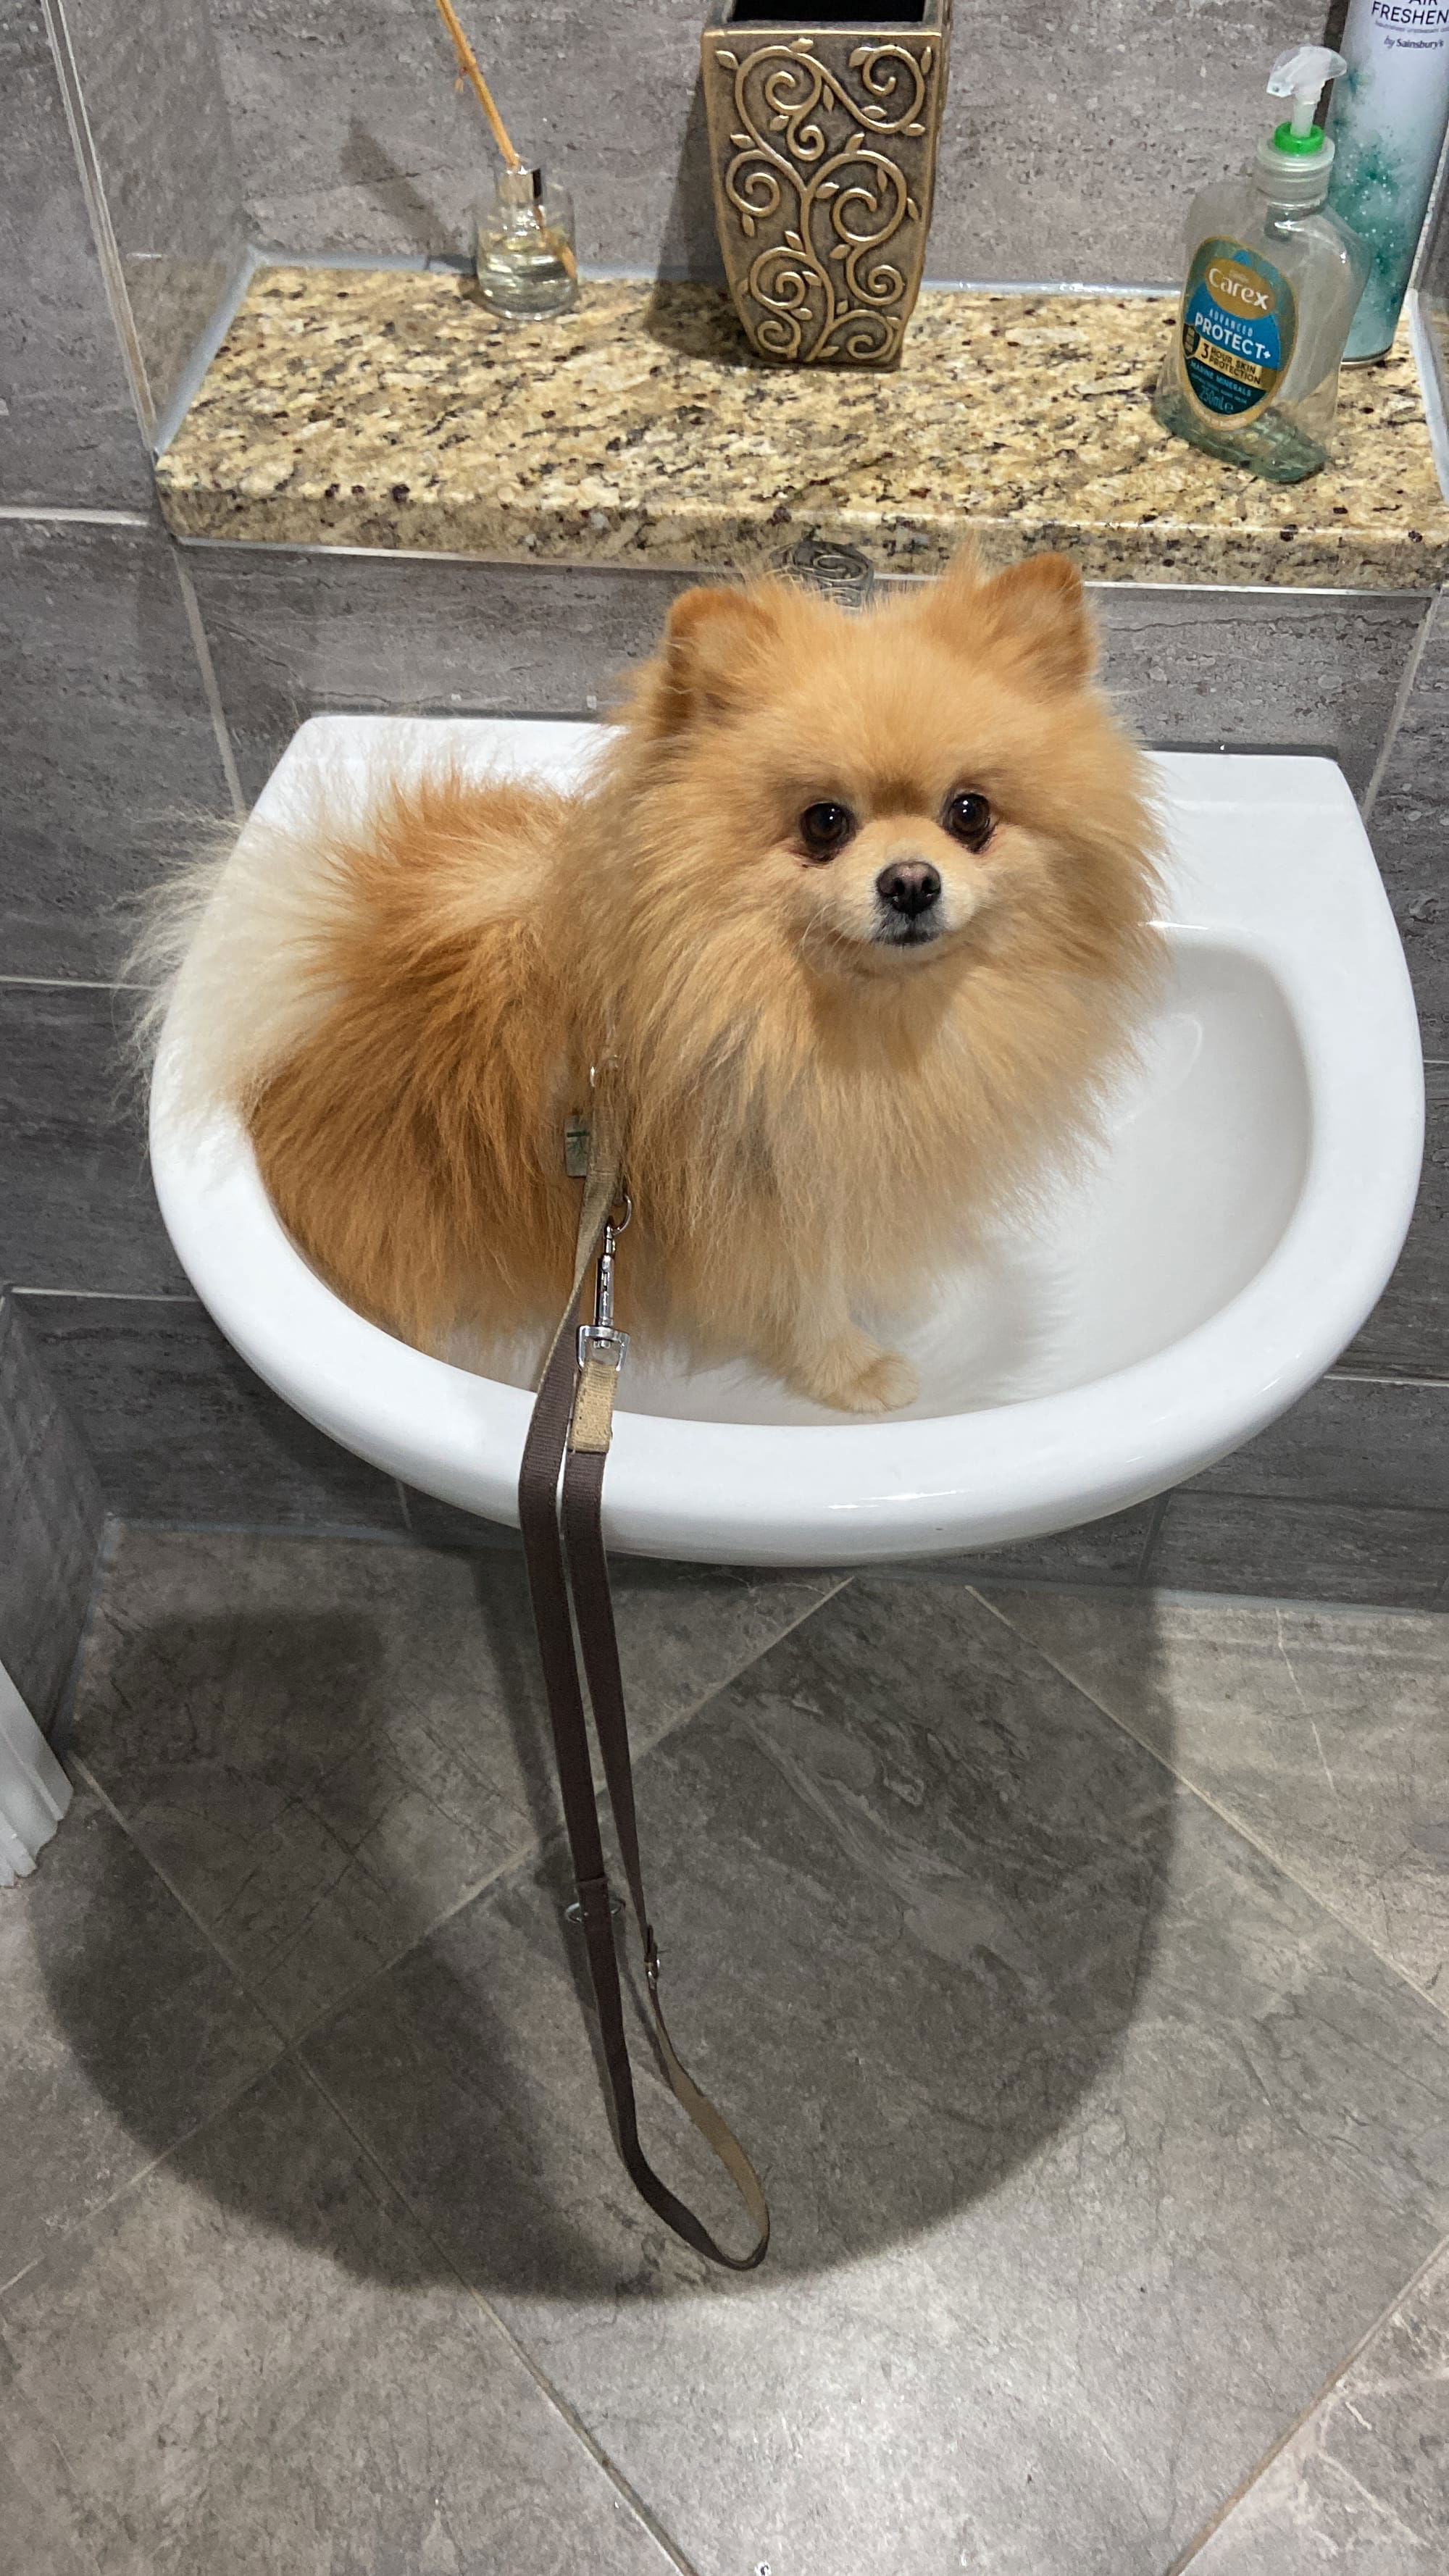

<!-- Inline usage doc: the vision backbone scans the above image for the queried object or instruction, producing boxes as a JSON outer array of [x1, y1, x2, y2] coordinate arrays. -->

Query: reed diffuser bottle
[[433, 0, 579, 320], [475, 164, 577, 319]]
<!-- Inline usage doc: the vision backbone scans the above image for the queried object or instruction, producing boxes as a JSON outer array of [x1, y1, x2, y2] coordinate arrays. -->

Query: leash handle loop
[[516, 1120, 769, 2271]]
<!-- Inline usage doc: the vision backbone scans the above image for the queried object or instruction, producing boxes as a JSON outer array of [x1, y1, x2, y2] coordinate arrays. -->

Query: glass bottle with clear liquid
[[475, 164, 578, 321], [1153, 46, 1369, 485]]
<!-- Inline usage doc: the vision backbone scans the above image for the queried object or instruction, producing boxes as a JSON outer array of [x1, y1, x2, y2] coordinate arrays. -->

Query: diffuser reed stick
[[433, 0, 524, 173], [431, 0, 578, 279]]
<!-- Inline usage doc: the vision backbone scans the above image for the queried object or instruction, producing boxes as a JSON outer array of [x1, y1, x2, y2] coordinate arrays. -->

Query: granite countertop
[[156, 267, 1449, 589]]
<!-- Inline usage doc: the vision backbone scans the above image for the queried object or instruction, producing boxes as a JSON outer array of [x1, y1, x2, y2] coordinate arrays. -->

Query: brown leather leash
[[516, 1094, 770, 2269]]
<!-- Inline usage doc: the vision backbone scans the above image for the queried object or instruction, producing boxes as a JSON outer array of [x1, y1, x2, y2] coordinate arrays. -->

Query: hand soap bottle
[[1153, 46, 1370, 484]]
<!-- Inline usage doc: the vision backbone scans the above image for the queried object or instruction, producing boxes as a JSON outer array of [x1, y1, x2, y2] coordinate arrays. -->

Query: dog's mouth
[[872, 913, 946, 951]]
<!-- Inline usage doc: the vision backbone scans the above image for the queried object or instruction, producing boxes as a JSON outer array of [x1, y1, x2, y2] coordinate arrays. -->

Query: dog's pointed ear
[[653, 584, 782, 729], [924, 548, 1097, 694]]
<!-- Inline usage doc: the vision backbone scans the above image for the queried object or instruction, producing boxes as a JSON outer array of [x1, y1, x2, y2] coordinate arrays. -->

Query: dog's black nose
[[876, 859, 942, 919]]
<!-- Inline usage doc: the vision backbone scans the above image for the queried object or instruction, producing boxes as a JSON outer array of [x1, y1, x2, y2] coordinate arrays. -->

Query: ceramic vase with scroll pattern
[[700, 0, 952, 369]]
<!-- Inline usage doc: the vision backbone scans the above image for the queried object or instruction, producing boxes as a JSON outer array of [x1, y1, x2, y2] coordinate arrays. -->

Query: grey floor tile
[[16, 1292, 406, 1532], [0, 2057, 677, 2576], [0, 1292, 104, 1730], [1348, 1067, 1449, 1381], [0, 2367, 105, 2576], [1143, 1492, 1449, 1608], [0, 984, 186, 1297], [1182, 2242, 1449, 2573], [0, 1778, 279, 2291], [70, 1526, 839, 2038], [301, 1581, 1449, 2576], [976, 1588, 1449, 2009]]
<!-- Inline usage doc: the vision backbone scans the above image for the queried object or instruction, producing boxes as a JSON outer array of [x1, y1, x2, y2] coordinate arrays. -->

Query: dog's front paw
[[798, 1334, 919, 1415], [844, 1349, 919, 1414]]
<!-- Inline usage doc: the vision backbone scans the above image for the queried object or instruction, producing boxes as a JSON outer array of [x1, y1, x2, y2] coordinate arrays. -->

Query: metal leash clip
[[578, 1192, 632, 1376]]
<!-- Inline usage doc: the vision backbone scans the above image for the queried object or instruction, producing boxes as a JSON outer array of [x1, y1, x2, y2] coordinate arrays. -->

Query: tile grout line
[[287, 2054, 707, 2576], [1141, 1582, 1449, 1618], [36, 0, 155, 441], [0, 506, 152, 529], [0, 2110, 249, 2306], [1361, 587, 1436, 822], [170, 543, 247, 821], [0, 2018, 703, 2576], [632, 1570, 856, 1750], [0, 974, 147, 991], [1132, 1492, 1172, 1586], [67, 1536, 854, 2073], [110, 1512, 415, 1545], [13, 1289, 199, 1302], [275, 1569, 856, 2061], [46, 1515, 124, 1767], [1151, 1494, 1449, 1523], [1164, 2223, 1449, 2572], [1326, 1364, 1449, 1389], [966, 1586, 1449, 2032], [65, 1752, 293, 2049]]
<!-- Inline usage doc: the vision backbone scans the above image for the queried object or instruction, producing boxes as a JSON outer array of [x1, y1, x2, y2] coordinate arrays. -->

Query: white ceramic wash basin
[[150, 716, 1424, 1566]]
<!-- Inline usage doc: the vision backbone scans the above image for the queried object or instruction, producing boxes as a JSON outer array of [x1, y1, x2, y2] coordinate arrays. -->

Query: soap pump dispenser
[[1153, 45, 1370, 484]]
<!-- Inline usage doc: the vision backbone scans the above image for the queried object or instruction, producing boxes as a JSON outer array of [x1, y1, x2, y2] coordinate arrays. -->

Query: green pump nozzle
[[1265, 44, 1347, 159]]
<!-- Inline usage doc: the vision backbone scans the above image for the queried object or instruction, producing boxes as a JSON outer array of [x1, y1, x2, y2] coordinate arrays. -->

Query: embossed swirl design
[[714, 37, 933, 365]]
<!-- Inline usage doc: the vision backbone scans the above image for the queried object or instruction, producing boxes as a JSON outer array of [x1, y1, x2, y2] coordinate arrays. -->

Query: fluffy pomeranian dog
[[151, 547, 1161, 1413]]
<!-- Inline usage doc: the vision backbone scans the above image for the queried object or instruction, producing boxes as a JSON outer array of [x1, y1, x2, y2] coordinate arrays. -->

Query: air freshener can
[[1326, 0, 1449, 359]]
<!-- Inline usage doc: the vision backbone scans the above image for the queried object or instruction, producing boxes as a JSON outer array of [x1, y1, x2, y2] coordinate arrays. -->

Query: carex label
[[1179, 238, 1296, 423]]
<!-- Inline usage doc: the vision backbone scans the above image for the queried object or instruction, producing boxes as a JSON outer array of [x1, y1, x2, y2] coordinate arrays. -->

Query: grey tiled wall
[[0, 985, 186, 1298], [1159, 1373, 1449, 1606], [1366, 592, 1449, 1057], [1348, 1070, 1448, 1381], [184, 545, 1431, 803], [15, 1294, 406, 1535], [0, 514, 235, 979], [1094, 588, 1427, 801], [4, 521, 1448, 1586], [2, 0, 1445, 1595], [1351, 598, 1449, 1392], [0, 1293, 106, 1728], [185, 545, 696, 802], [1146, 1494, 1449, 1605], [46, 0, 249, 438], [0, 0, 151, 506], [206, 0, 1310, 288]]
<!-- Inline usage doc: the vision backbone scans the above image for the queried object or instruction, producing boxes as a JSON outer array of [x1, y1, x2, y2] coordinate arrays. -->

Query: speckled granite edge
[[159, 488, 1449, 590], [155, 481, 1443, 587], [156, 270, 1449, 592]]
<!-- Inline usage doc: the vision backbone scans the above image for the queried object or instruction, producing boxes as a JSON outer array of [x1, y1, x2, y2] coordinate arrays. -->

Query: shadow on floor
[[43, 1565, 1177, 2295]]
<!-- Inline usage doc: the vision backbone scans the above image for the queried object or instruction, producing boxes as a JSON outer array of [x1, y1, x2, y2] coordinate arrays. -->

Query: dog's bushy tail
[[122, 822, 241, 1096], [125, 755, 381, 1129]]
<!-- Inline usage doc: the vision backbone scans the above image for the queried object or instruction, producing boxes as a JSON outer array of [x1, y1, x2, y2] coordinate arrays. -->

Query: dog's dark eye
[[798, 800, 855, 859], [944, 791, 993, 851]]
